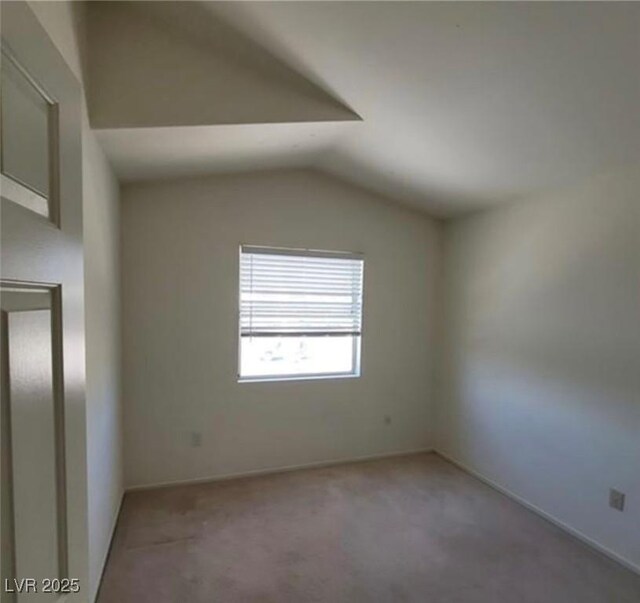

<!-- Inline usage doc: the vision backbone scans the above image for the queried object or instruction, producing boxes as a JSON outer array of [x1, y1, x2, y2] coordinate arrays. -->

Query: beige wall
[[29, 3, 123, 600], [437, 166, 640, 571], [121, 170, 440, 487], [81, 126, 122, 599]]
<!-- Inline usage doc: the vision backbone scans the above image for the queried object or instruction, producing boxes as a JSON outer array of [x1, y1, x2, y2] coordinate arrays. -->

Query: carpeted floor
[[98, 453, 640, 602]]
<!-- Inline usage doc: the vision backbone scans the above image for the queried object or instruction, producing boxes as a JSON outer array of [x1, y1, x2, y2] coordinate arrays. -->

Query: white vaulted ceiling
[[89, 1, 640, 216]]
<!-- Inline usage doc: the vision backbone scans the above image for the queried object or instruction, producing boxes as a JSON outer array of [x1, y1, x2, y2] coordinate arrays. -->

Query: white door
[[1, 2, 87, 602]]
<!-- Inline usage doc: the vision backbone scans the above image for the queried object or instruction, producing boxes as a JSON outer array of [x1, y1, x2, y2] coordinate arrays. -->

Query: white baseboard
[[93, 490, 125, 603], [126, 447, 434, 492], [435, 449, 640, 577]]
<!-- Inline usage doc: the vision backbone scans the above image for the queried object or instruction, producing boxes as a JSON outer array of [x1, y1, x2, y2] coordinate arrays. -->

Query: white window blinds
[[240, 246, 364, 337]]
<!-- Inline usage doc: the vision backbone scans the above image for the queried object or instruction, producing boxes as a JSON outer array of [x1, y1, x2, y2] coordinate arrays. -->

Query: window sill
[[238, 372, 361, 384]]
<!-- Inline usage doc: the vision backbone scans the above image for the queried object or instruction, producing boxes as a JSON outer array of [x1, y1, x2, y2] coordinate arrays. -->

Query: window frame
[[237, 245, 364, 383]]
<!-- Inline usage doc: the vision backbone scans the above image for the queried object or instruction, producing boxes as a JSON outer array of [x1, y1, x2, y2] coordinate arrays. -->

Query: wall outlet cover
[[609, 488, 625, 512]]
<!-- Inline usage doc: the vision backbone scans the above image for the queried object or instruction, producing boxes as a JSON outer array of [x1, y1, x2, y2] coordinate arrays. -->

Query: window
[[239, 246, 364, 382]]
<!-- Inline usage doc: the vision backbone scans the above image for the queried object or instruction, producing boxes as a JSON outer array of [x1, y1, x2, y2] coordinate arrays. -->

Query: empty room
[[1, 1, 639, 602]]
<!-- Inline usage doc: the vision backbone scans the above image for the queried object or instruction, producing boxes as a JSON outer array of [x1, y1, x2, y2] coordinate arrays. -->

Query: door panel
[[2, 288, 65, 602], [1, 52, 52, 205]]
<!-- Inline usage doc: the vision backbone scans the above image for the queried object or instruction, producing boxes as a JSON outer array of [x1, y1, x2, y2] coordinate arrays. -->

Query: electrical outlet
[[609, 488, 625, 512], [190, 431, 203, 448]]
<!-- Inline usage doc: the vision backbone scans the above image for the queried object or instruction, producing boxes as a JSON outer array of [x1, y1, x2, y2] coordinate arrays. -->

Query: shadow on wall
[[437, 169, 640, 567], [85, 1, 360, 128]]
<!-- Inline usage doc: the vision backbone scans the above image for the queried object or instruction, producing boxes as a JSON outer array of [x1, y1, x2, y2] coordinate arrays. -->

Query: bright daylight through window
[[239, 246, 364, 381]]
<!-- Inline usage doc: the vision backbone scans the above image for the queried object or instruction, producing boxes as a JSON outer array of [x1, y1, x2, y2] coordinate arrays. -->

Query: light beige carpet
[[98, 453, 640, 602]]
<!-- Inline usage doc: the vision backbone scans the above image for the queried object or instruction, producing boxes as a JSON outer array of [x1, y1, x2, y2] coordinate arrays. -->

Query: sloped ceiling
[[88, 1, 640, 216], [96, 122, 359, 182], [86, 1, 359, 128]]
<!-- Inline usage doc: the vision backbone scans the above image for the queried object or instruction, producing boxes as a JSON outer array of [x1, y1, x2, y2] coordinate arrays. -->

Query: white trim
[[241, 244, 363, 261], [92, 490, 125, 603], [126, 447, 433, 492], [239, 371, 360, 384], [435, 449, 640, 577], [1, 42, 58, 104], [1, 173, 50, 217]]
